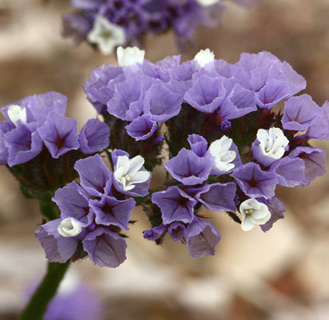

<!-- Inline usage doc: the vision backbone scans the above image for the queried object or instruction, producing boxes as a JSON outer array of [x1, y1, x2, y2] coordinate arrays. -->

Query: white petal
[[129, 171, 150, 185], [58, 218, 82, 237], [241, 217, 256, 231], [117, 46, 145, 67], [7, 105, 27, 125], [194, 48, 215, 67], [196, 0, 220, 8], [126, 155, 145, 177]]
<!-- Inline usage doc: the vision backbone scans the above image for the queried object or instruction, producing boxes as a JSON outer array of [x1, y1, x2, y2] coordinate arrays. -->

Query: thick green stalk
[[19, 260, 71, 320]]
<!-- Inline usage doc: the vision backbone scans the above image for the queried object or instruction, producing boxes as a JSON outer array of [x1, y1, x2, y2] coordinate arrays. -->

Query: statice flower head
[[62, 0, 260, 53], [26, 48, 329, 267]]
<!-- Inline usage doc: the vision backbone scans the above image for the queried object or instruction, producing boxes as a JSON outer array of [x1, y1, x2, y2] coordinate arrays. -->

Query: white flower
[[58, 218, 82, 237], [194, 48, 215, 67], [117, 46, 145, 67], [87, 16, 126, 55], [208, 135, 236, 172], [239, 199, 271, 231], [114, 155, 150, 191], [257, 127, 289, 161], [196, 0, 220, 7], [7, 105, 27, 125]]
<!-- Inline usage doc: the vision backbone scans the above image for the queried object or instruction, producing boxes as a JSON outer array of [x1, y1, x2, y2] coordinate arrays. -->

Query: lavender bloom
[[187, 134, 208, 157], [195, 182, 237, 212], [125, 115, 157, 141], [90, 195, 136, 230], [83, 228, 127, 268], [143, 224, 167, 241], [168, 222, 186, 242], [74, 154, 112, 197], [307, 101, 329, 140], [231, 162, 278, 199], [185, 218, 221, 258], [231, 52, 306, 109], [164, 148, 212, 185], [289, 147, 326, 186], [259, 197, 285, 232], [282, 94, 321, 131], [152, 186, 197, 224], [270, 157, 307, 187], [37, 112, 80, 159], [79, 119, 110, 154], [35, 219, 78, 263]]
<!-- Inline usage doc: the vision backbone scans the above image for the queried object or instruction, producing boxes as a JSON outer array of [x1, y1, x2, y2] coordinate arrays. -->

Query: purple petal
[[83, 228, 127, 268], [125, 115, 157, 141], [187, 134, 208, 157], [259, 197, 285, 232], [195, 182, 237, 212], [74, 154, 112, 197], [79, 119, 110, 154], [168, 222, 186, 242], [143, 224, 167, 241], [307, 101, 329, 140]]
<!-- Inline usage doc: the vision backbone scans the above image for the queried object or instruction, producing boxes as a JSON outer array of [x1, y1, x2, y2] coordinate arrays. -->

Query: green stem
[[19, 260, 71, 320]]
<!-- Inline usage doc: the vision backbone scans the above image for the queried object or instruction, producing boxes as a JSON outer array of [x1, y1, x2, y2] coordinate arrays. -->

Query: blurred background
[[1, 0, 329, 319]]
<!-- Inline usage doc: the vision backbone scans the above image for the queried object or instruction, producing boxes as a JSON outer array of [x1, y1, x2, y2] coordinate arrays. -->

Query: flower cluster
[[0, 92, 110, 197], [4, 47, 327, 268], [62, 0, 258, 54], [35, 152, 151, 268]]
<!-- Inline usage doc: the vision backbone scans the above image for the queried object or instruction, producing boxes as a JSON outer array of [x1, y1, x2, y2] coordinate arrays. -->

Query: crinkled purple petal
[[79, 119, 110, 154], [37, 112, 79, 159], [259, 197, 285, 232], [187, 134, 208, 157], [144, 82, 183, 122], [52, 181, 93, 226], [185, 218, 221, 258], [152, 186, 197, 224], [5, 123, 43, 166], [90, 195, 135, 230], [231, 162, 278, 199], [74, 154, 112, 197], [125, 115, 157, 141], [83, 228, 127, 268], [195, 182, 237, 212], [307, 101, 329, 140], [270, 157, 307, 187], [289, 147, 326, 186], [257, 80, 291, 109], [168, 222, 185, 242], [165, 148, 212, 185], [184, 75, 226, 113], [35, 219, 78, 263], [282, 94, 321, 131]]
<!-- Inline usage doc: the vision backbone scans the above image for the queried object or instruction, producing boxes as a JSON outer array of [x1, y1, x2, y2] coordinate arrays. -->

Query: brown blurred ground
[[0, 0, 329, 319]]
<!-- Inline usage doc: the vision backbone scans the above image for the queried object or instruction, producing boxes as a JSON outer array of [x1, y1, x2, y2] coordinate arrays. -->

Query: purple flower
[[74, 154, 112, 197], [185, 218, 221, 258], [307, 101, 329, 140], [125, 115, 157, 141], [168, 222, 186, 242], [165, 148, 212, 185], [34, 219, 78, 263], [259, 197, 285, 232], [187, 134, 208, 157], [231, 52, 306, 109], [282, 94, 321, 131], [152, 186, 197, 224], [82, 227, 127, 268], [289, 147, 326, 186], [231, 162, 278, 199], [52, 181, 93, 227], [79, 119, 110, 154], [90, 195, 135, 230], [37, 112, 80, 159], [195, 182, 237, 212], [143, 82, 183, 122], [143, 224, 167, 241], [270, 157, 306, 187]]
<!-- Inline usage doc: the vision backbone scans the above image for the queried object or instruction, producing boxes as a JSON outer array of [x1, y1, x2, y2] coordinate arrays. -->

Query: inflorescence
[[1, 47, 328, 268], [63, 0, 259, 54]]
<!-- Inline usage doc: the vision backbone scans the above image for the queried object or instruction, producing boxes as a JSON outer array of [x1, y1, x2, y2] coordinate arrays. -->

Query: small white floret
[[117, 46, 145, 67], [194, 48, 215, 67], [208, 135, 236, 172], [7, 105, 27, 125], [87, 16, 126, 55], [58, 218, 82, 237], [114, 155, 150, 191], [257, 127, 289, 160], [196, 0, 220, 7], [239, 199, 271, 231]]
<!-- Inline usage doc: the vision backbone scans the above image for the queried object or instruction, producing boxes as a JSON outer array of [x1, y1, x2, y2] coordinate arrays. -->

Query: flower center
[[245, 208, 254, 215], [121, 174, 130, 182]]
